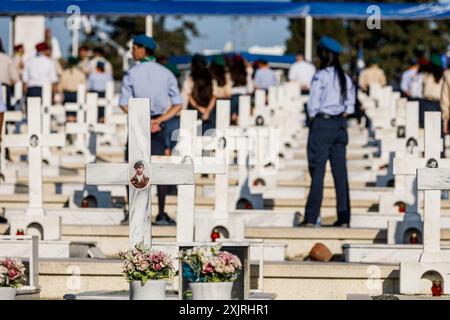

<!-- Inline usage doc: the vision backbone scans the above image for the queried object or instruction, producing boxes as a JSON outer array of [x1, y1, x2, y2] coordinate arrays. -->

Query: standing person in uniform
[[59, 56, 86, 122], [288, 52, 316, 94], [119, 34, 183, 226], [0, 38, 19, 110], [358, 57, 386, 94], [298, 36, 355, 228], [23, 42, 58, 100], [88, 61, 113, 122], [253, 60, 277, 91], [0, 88, 6, 143], [182, 54, 216, 134]]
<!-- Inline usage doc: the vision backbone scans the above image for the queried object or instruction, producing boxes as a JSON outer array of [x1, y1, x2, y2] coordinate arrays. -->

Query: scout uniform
[[119, 35, 183, 225]]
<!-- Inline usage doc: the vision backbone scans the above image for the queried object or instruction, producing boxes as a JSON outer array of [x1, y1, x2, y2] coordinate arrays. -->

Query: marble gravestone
[[85, 98, 194, 247], [3, 98, 65, 240], [400, 165, 450, 295], [233, 95, 264, 210]]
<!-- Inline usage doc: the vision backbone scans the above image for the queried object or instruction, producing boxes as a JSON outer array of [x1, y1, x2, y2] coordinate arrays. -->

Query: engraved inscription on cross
[[85, 98, 194, 247]]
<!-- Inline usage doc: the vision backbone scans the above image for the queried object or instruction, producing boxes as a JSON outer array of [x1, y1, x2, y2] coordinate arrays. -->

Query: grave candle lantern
[[81, 199, 89, 208], [431, 281, 442, 296], [398, 202, 406, 213], [211, 229, 220, 242], [16, 228, 25, 236], [409, 232, 418, 244]]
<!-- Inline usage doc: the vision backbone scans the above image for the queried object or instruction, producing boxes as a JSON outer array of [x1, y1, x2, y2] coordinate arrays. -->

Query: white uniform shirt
[[23, 54, 58, 87], [288, 60, 316, 90], [0, 87, 6, 112]]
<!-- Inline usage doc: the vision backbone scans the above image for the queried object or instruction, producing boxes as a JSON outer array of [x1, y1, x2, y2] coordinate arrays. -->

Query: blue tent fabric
[[0, 1, 449, 20]]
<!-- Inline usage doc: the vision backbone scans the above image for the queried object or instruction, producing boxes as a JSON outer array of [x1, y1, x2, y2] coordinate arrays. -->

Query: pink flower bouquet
[[0, 258, 26, 288], [119, 242, 175, 285], [180, 244, 242, 283]]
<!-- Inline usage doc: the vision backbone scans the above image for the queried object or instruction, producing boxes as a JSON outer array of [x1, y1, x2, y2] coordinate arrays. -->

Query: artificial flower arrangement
[[179, 244, 242, 283], [0, 258, 26, 288], [119, 242, 176, 285]]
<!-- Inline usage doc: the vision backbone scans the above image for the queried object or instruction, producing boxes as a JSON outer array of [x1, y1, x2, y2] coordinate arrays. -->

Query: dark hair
[[134, 160, 144, 169], [317, 45, 347, 103], [0, 38, 4, 53], [145, 48, 155, 57], [191, 54, 213, 107], [230, 58, 247, 87], [210, 62, 226, 87], [93, 47, 104, 55]]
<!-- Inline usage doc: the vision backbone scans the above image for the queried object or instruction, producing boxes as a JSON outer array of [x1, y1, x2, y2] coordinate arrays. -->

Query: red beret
[[35, 42, 50, 52], [14, 44, 24, 51]]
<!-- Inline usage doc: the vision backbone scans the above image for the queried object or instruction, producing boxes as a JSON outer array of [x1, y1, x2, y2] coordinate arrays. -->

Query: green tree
[[286, 0, 450, 84]]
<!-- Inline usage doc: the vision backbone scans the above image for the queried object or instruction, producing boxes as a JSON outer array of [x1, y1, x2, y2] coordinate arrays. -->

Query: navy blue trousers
[[304, 116, 351, 224]]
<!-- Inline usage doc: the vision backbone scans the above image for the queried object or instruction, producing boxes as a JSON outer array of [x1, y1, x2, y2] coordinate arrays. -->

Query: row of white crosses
[[401, 112, 450, 294], [66, 92, 115, 163], [3, 97, 65, 240], [377, 101, 422, 216], [391, 112, 450, 244]]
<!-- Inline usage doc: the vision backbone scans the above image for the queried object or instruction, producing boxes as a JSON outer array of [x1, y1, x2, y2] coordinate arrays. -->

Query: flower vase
[[189, 282, 233, 300], [0, 287, 17, 300], [129, 280, 166, 300]]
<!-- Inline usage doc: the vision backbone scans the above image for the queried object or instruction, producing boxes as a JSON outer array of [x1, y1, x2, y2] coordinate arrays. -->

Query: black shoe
[[333, 221, 349, 228], [296, 221, 316, 228], [154, 213, 176, 226]]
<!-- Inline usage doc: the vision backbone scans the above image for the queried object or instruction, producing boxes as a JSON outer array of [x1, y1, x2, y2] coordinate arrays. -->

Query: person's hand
[[201, 110, 210, 121], [150, 120, 162, 133], [444, 121, 449, 135], [197, 106, 207, 114], [343, 112, 348, 118]]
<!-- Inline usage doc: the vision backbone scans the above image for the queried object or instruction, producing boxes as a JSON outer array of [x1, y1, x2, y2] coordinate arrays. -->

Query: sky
[[0, 5, 291, 57]]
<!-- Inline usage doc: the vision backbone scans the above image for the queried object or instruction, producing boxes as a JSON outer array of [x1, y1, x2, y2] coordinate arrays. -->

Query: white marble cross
[[3, 98, 65, 215], [213, 99, 232, 218], [85, 98, 194, 247], [0, 111, 22, 180], [66, 92, 115, 162], [174, 109, 226, 243]]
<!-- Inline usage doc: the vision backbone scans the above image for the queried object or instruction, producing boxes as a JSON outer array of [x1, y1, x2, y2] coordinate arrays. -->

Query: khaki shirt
[[59, 67, 86, 92], [0, 52, 19, 85], [423, 73, 443, 102], [358, 65, 386, 92], [212, 73, 232, 98], [441, 70, 450, 123]]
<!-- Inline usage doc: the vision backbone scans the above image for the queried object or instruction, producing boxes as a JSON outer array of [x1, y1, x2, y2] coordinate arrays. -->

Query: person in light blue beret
[[298, 36, 355, 228], [119, 34, 183, 226]]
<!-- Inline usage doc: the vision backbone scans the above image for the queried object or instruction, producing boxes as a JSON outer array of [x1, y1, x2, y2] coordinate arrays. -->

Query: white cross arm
[[152, 155, 225, 174], [4, 111, 22, 122], [66, 123, 86, 134], [3, 134, 29, 147], [92, 123, 116, 134], [41, 134, 65, 147], [65, 103, 82, 112], [417, 168, 450, 190], [394, 158, 450, 175], [86, 163, 128, 185], [86, 162, 194, 185]]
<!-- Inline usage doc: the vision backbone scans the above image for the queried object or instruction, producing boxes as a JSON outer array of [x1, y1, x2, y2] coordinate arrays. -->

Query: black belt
[[151, 114, 162, 119], [315, 112, 344, 119]]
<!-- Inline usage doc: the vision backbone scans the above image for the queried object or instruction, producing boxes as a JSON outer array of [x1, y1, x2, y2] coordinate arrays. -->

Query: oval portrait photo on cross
[[128, 160, 150, 190]]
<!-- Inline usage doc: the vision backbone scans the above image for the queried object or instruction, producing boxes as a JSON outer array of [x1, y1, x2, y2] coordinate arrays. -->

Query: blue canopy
[[0, 1, 449, 20], [170, 52, 296, 69]]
